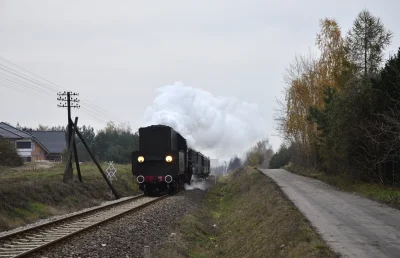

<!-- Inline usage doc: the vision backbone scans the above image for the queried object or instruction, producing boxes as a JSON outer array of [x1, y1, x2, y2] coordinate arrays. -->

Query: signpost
[[106, 161, 117, 183]]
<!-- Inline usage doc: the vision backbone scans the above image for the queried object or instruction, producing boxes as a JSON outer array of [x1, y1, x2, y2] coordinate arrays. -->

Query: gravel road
[[30, 187, 208, 258], [262, 169, 400, 258]]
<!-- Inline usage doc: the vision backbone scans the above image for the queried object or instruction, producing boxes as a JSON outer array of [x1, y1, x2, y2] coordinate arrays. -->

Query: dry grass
[[0, 162, 139, 232], [155, 167, 337, 258]]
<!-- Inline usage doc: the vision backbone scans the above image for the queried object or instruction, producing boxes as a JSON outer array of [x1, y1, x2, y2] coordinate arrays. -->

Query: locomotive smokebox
[[131, 124, 209, 196], [132, 125, 189, 196]]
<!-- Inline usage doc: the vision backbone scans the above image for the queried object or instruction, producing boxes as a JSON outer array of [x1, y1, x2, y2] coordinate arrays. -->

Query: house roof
[[0, 122, 51, 153], [0, 127, 22, 139], [29, 131, 67, 154], [0, 122, 33, 139]]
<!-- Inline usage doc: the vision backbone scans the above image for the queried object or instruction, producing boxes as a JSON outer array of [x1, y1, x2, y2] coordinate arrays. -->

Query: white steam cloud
[[144, 82, 267, 161], [184, 180, 208, 191]]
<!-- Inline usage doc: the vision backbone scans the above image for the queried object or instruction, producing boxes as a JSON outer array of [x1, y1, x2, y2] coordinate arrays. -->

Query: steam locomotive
[[131, 125, 210, 196]]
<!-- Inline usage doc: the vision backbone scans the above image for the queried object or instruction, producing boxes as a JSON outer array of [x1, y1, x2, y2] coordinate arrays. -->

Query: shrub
[[0, 139, 23, 167]]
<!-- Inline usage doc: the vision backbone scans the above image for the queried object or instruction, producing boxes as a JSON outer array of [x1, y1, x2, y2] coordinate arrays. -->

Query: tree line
[[15, 121, 139, 164], [219, 139, 274, 174], [271, 9, 400, 186], [5, 120, 275, 169]]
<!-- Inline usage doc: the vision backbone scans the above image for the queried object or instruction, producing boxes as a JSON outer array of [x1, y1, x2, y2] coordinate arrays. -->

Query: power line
[[0, 76, 110, 123], [0, 74, 55, 99], [0, 64, 56, 95], [0, 56, 127, 124], [0, 81, 54, 101], [0, 79, 110, 124]]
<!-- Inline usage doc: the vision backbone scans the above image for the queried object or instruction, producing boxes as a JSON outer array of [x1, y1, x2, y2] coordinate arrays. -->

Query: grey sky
[[0, 0, 399, 152]]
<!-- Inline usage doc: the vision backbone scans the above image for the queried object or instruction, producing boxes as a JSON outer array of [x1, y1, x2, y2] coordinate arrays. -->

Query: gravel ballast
[[30, 187, 209, 258], [0, 196, 134, 238]]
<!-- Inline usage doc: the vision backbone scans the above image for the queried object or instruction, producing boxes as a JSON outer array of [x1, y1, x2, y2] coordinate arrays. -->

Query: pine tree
[[346, 9, 392, 76]]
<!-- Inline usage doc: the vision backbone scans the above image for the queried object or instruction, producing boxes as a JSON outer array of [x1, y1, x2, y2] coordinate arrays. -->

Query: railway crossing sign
[[106, 161, 117, 182]]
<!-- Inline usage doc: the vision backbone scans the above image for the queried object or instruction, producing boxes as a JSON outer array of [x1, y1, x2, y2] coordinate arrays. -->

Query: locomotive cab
[[132, 125, 189, 195]]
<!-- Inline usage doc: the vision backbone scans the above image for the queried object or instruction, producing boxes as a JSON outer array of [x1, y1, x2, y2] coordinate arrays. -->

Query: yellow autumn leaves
[[279, 19, 350, 163]]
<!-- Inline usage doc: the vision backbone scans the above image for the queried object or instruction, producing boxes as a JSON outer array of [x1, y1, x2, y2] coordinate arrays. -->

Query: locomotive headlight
[[165, 155, 173, 162], [138, 156, 144, 163]]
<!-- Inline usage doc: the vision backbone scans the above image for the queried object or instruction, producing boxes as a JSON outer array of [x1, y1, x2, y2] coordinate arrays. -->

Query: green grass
[[0, 162, 139, 232], [155, 167, 337, 258], [285, 164, 400, 209]]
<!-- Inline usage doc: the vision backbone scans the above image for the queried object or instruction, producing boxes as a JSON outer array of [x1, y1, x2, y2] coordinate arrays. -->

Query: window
[[16, 141, 31, 149]]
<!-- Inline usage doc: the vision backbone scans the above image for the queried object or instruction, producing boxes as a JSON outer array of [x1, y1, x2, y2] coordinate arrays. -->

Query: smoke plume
[[184, 180, 208, 191], [144, 82, 267, 161]]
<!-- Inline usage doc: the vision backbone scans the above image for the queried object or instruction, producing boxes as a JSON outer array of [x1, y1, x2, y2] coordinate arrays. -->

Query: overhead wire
[[0, 56, 127, 125], [0, 73, 55, 100], [0, 71, 109, 123], [0, 78, 110, 124], [0, 64, 56, 95], [0, 56, 126, 123], [0, 63, 118, 123]]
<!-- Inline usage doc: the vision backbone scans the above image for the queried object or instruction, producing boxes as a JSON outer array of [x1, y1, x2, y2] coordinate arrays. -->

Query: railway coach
[[188, 148, 211, 179], [132, 124, 210, 196]]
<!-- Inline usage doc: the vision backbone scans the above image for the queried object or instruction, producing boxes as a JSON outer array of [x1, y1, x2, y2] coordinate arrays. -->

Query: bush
[[244, 140, 274, 167], [0, 139, 23, 167]]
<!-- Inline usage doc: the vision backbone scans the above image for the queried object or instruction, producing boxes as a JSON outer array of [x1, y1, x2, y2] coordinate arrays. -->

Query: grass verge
[[0, 162, 138, 232], [284, 164, 400, 210], [155, 167, 337, 258]]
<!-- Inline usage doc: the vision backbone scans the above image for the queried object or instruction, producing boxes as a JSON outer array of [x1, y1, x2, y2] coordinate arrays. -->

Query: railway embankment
[[29, 188, 208, 257], [156, 167, 337, 258], [0, 162, 139, 232]]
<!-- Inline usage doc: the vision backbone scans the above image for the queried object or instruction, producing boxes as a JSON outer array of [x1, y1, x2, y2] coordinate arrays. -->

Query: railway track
[[0, 193, 168, 258]]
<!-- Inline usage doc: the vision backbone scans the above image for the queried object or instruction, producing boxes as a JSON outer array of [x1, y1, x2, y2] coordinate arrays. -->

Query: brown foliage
[[278, 18, 350, 167]]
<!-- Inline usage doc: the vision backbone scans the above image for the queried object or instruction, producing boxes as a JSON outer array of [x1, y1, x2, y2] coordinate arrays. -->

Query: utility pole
[[57, 91, 81, 182]]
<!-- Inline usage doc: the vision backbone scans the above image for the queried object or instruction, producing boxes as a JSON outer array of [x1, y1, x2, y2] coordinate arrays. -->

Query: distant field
[[0, 162, 139, 232], [156, 167, 337, 258]]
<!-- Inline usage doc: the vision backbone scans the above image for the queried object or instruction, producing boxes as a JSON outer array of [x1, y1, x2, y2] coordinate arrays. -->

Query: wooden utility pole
[[74, 124, 120, 199], [58, 91, 81, 182], [64, 117, 79, 180]]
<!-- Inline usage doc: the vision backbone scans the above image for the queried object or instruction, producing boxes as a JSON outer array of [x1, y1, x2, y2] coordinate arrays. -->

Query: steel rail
[[0, 193, 171, 258], [0, 194, 144, 240]]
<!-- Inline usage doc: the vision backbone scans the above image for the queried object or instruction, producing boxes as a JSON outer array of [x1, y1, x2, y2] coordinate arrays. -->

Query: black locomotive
[[132, 124, 210, 196]]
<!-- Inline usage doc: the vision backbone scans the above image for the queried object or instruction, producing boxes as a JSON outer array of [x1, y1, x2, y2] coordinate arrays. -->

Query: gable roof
[[30, 131, 67, 154], [0, 122, 51, 153], [0, 122, 33, 139], [0, 127, 22, 139]]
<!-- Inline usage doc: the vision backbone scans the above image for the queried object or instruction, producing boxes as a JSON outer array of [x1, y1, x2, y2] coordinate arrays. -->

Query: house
[[0, 122, 49, 162], [30, 131, 67, 162], [0, 122, 67, 162]]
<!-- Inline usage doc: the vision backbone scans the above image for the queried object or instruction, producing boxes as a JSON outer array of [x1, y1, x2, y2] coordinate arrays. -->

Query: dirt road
[[261, 169, 400, 258]]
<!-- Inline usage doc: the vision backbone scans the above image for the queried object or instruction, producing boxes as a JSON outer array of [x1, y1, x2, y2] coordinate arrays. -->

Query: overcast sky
[[0, 0, 399, 152]]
